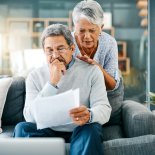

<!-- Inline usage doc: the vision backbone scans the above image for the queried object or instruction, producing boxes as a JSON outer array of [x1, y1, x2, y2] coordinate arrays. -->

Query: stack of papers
[[32, 89, 79, 129]]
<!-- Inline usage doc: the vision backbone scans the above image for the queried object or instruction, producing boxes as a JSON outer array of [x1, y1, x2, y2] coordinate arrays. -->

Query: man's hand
[[49, 59, 66, 85], [69, 105, 91, 126], [77, 54, 97, 65]]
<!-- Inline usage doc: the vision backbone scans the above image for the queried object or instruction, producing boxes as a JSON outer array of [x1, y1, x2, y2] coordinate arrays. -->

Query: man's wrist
[[48, 82, 58, 89], [87, 109, 93, 123]]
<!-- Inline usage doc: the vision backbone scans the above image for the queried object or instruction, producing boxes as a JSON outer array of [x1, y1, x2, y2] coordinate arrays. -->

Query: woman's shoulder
[[100, 31, 117, 44], [98, 31, 117, 54]]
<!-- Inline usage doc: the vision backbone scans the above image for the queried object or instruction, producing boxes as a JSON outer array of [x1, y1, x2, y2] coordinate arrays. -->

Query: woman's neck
[[80, 46, 97, 59]]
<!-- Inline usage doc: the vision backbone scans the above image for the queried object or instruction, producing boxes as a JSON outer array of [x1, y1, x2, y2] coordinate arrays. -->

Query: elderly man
[[13, 24, 111, 155]]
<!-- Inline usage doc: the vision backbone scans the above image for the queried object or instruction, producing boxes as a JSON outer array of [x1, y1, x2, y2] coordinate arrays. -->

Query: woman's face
[[74, 18, 102, 49]]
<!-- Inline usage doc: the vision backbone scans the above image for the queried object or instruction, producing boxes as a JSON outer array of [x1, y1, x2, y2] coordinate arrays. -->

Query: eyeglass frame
[[45, 46, 71, 57]]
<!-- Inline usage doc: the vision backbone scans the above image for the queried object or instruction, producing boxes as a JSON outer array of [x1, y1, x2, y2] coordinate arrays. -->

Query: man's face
[[44, 36, 74, 66], [74, 18, 101, 49]]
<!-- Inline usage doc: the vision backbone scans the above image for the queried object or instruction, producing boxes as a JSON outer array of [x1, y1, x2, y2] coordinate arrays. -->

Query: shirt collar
[[66, 56, 75, 69]]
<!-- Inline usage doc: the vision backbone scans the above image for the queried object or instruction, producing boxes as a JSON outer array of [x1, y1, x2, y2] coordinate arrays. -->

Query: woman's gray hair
[[41, 24, 74, 48], [72, 0, 104, 26]]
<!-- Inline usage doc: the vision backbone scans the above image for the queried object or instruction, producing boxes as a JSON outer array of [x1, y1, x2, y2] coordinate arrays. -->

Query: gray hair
[[72, 0, 104, 26], [41, 24, 74, 48]]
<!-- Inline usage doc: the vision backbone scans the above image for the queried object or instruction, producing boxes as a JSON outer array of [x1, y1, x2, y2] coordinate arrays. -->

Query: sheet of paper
[[32, 89, 79, 129]]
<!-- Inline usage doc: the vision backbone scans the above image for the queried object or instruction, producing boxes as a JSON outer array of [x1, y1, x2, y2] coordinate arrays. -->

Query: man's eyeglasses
[[45, 46, 71, 56]]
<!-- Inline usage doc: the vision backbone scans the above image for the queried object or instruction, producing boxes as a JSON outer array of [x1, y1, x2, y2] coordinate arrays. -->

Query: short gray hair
[[41, 24, 74, 48], [72, 0, 104, 26]]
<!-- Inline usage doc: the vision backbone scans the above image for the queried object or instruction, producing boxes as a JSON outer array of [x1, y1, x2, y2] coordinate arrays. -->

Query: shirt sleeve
[[40, 82, 58, 97], [103, 36, 120, 91], [89, 66, 112, 125], [23, 73, 58, 122]]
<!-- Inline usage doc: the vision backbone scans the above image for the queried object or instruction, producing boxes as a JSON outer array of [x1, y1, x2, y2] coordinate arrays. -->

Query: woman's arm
[[97, 63, 116, 90]]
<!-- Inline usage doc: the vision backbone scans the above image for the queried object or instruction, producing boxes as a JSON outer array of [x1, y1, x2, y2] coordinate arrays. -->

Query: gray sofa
[[1, 77, 155, 155]]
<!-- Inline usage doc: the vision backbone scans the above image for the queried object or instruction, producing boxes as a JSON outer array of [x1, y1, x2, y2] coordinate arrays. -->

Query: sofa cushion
[[103, 125, 124, 141], [0, 77, 13, 133], [107, 78, 124, 125], [66, 135, 155, 155], [103, 135, 155, 155], [0, 125, 14, 138], [122, 100, 155, 137], [2, 77, 26, 125]]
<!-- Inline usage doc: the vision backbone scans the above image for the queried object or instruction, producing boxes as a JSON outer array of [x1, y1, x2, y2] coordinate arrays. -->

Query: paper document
[[32, 89, 79, 129]]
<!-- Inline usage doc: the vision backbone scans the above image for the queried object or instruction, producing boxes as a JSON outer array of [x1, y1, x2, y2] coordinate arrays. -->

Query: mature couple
[[14, 1, 124, 155]]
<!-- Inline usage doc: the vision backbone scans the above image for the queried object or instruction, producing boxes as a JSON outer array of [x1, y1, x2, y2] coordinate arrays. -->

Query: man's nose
[[52, 51, 60, 58]]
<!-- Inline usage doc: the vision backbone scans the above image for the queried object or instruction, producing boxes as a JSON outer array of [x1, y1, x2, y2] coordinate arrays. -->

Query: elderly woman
[[72, 0, 124, 125]]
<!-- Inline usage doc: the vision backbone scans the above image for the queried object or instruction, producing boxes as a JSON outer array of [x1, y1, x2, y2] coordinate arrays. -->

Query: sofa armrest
[[122, 100, 155, 137]]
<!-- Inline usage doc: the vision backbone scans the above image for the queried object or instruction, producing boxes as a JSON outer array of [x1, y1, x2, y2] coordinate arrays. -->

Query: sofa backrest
[[2, 77, 26, 125]]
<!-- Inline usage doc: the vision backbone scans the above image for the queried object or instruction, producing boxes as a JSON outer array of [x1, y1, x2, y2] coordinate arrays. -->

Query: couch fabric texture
[[1, 77, 155, 155], [2, 77, 25, 126], [0, 77, 13, 132]]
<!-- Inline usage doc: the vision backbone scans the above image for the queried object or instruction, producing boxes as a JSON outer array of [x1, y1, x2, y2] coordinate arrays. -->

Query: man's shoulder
[[73, 59, 104, 84], [27, 64, 48, 78], [74, 58, 93, 67], [74, 58, 101, 73]]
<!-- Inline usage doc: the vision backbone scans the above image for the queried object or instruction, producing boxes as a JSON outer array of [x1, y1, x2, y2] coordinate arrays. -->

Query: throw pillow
[[0, 77, 13, 133], [2, 77, 26, 125]]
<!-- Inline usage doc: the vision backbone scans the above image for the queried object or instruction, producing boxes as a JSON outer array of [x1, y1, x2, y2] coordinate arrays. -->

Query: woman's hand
[[77, 54, 116, 90], [69, 105, 91, 126], [77, 54, 97, 65]]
